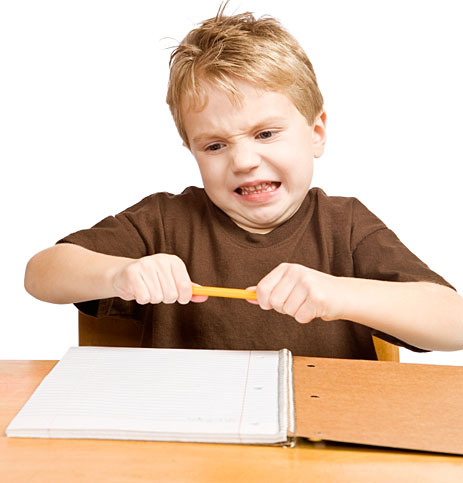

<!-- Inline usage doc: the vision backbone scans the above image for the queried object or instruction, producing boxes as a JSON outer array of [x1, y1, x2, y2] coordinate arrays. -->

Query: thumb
[[245, 285, 259, 305]]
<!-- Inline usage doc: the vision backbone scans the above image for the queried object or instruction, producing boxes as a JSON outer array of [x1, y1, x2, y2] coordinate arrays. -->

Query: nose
[[229, 142, 261, 173]]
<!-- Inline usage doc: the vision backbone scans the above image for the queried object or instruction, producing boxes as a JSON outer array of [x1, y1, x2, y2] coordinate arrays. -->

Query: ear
[[312, 111, 327, 158]]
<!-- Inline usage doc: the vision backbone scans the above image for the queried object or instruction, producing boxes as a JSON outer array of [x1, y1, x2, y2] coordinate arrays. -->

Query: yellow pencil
[[192, 286, 257, 300]]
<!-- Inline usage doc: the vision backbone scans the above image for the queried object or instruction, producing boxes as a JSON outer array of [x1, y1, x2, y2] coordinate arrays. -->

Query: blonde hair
[[166, 6, 324, 147]]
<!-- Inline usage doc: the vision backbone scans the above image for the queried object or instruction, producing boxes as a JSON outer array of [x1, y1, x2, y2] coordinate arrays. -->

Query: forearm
[[337, 278, 463, 351], [24, 244, 131, 304]]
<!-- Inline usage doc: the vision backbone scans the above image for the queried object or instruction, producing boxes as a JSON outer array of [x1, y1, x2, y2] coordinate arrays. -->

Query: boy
[[25, 9, 462, 359]]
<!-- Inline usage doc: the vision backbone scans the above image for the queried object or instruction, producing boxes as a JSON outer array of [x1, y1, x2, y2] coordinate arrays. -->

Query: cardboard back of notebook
[[293, 357, 463, 454]]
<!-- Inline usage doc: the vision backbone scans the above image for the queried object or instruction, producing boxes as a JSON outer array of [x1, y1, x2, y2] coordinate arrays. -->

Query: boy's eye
[[257, 131, 274, 139], [206, 143, 224, 152]]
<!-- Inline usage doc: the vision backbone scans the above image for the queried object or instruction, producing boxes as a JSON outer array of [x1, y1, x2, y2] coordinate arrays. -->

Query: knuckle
[[257, 298, 272, 310], [152, 253, 170, 266], [178, 281, 192, 293], [163, 291, 178, 304], [301, 272, 313, 284], [256, 280, 271, 295], [150, 293, 163, 304], [172, 255, 186, 266], [295, 304, 315, 324], [260, 305, 273, 311], [282, 302, 295, 317], [117, 290, 134, 301], [295, 311, 310, 324], [135, 295, 149, 305], [159, 253, 183, 265], [139, 256, 154, 268], [268, 295, 284, 313]]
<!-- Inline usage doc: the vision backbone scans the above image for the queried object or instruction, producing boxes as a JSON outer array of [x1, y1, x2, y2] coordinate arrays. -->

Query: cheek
[[196, 160, 225, 189], [272, 135, 311, 161], [282, 157, 314, 191], [273, 145, 313, 176]]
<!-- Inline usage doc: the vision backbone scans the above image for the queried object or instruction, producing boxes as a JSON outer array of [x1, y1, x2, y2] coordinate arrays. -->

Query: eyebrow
[[191, 117, 288, 145]]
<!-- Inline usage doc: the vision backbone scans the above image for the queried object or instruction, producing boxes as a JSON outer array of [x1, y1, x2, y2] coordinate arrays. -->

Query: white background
[[1, 0, 461, 364]]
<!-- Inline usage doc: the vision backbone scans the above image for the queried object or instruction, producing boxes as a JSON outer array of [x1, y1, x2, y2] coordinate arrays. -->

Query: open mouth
[[235, 181, 281, 196]]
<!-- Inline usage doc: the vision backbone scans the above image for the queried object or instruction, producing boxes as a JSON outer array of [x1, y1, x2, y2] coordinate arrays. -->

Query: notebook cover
[[292, 356, 463, 454]]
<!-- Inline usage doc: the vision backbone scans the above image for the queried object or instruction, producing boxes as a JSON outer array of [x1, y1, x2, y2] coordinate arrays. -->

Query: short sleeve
[[351, 199, 454, 289], [57, 195, 163, 319], [57, 207, 154, 259], [55, 188, 207, 320]]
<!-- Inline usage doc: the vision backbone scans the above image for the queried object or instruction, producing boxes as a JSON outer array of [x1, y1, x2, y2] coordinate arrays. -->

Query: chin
[[241, 215, 283, 233]]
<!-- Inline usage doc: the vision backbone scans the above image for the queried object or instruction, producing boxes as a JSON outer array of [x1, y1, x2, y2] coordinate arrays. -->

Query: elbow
[[24, 251, 56, 302], [410, 284, 463, 352], [447, 290, 463, 351], [24, 244, 82, 305], [436, 287, 463, 351], [24, 255, 41, 299]]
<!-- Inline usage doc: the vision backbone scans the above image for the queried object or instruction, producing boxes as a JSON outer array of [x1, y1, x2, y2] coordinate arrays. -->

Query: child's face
[[183, 81, 326, 234]]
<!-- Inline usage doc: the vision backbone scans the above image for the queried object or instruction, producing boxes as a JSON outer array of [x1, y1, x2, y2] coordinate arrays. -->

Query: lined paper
[[7, 347, 290, 444]]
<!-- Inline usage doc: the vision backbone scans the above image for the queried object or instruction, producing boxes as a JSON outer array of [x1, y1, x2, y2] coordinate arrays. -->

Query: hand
[[247, 263, 343, 323], [112, 254, 208, 305]]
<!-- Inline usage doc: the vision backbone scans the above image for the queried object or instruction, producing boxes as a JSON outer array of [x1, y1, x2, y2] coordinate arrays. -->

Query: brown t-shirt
[[59, 187, 453, 359]]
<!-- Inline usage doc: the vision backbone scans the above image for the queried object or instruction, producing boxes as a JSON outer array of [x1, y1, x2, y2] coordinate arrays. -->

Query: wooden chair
[[372, 335, 400, 362], [78, 311, 400, 362], [78, 312, 144, 348]]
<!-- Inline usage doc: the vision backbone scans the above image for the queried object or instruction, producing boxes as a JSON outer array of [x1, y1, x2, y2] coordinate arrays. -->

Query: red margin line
[[237, 351, 252, 444]]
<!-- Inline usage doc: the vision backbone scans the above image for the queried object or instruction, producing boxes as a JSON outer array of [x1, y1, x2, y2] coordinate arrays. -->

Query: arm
[[250, 263, 463, 351], [338, 277, 463, 351], [25, 243, 207, 305]]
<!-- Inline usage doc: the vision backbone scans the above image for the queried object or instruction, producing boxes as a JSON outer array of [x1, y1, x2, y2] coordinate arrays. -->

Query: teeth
[[238, 182, 278, 195]]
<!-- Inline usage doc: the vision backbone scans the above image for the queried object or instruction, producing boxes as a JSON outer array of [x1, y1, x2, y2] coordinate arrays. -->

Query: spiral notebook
[[7, 346, 463, 454], [6, 346, 294, 444]]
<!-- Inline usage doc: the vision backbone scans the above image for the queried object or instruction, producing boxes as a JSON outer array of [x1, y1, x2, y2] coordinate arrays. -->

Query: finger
[[131, 275, 153, 305], [170, 258, 193, 304], [294, 300, 317, 324], [267, 277, 300, 315], [259, 264, 299, 311], [115, 263, 152, 304], [140, 268, 163, 304], [155, 259, 180, 304], [281, 283, 308, 317], [256, 264, 290, 310]]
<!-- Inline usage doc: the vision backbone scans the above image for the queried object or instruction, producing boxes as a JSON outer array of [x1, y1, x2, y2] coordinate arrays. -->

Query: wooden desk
[[1, 361, 462, 482]]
